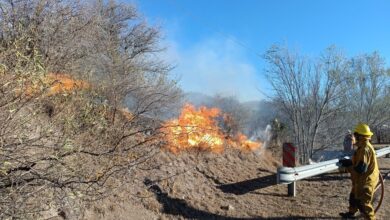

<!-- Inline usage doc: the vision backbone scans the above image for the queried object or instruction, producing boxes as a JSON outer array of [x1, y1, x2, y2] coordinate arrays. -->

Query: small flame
[[46, 73, 89, 95], [23, 73, 89, 96], [162, 104, 262, 153], [233, 133, 262, 151]]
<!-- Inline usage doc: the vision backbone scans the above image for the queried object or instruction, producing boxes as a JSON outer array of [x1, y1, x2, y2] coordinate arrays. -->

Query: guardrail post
[[283, 143, 297, 197], [288, 182, 296, 197]]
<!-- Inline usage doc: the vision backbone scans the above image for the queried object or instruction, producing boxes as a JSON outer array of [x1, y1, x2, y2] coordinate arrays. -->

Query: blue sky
[[129, 0, 390, 101]]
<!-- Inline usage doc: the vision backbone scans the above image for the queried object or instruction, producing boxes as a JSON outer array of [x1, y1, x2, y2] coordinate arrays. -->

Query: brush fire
[[20, 73, 261, 154], [162, 104, 262, 153]]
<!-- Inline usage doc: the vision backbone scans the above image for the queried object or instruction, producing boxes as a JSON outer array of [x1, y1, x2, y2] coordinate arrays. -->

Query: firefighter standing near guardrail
[[339, 123, 379, 220]]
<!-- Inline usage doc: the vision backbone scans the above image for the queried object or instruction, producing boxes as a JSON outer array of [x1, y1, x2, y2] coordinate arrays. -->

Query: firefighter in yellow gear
[[339, 123, 379, 220]]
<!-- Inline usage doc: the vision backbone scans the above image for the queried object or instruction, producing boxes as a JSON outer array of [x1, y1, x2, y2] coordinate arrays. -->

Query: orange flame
[[23, 73, 89, 96], [162, 104, 224, 153], [162, 104, 262, 153], [46, 73, 89, 95], [232, 133, 262, 152]]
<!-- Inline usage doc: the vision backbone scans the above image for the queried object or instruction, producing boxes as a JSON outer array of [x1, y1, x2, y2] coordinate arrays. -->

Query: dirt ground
[[85, 146, 390, 220]]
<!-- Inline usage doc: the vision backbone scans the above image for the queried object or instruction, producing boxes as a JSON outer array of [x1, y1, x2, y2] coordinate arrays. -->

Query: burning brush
[[161, 104, 262, 153]]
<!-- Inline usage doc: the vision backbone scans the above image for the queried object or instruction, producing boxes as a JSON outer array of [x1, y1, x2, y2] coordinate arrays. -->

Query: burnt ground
[[83, 147, 390, 220]]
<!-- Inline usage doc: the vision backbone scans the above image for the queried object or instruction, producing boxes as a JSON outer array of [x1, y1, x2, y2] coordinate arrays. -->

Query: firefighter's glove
[[339, 158, 353, 167]]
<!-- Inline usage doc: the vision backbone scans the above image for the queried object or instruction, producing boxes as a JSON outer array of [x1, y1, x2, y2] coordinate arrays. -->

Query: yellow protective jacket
[[349, 141, 379, 199]]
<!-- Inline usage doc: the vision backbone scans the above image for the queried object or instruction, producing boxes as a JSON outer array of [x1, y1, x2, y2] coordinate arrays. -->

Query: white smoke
[[251, 124, 272, 155]]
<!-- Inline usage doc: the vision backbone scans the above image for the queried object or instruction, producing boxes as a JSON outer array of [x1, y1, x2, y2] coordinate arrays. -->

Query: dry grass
[[82, 149, 390, 219]]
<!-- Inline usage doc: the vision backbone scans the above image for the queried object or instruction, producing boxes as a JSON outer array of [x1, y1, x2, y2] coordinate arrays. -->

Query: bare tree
[[83, 0, 181, 121], [345, 52, 390, 142], [264, 45, 349, 163]]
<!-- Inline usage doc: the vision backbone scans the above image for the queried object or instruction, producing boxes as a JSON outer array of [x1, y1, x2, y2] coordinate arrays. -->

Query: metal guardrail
[[277, 146, 390, 184]]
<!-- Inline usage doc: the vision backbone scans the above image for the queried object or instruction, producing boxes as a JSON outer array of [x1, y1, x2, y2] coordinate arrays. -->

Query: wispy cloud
[[163, 38, 264, 102]]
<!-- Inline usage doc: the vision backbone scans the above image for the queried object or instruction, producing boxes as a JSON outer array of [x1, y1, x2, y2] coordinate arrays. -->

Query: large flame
[[162, 104, 224, 153], [162, 104, 262, 153]]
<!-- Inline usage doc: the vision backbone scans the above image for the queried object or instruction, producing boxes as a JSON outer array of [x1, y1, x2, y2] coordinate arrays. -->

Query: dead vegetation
[[0, 0, 180, 219]]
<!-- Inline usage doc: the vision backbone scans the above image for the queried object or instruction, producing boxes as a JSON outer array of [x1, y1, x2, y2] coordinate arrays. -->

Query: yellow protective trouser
[[349, 186, 375, 220]]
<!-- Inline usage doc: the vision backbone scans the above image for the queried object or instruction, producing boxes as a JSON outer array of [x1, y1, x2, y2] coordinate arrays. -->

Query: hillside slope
[[83, 148, 390, 219]]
